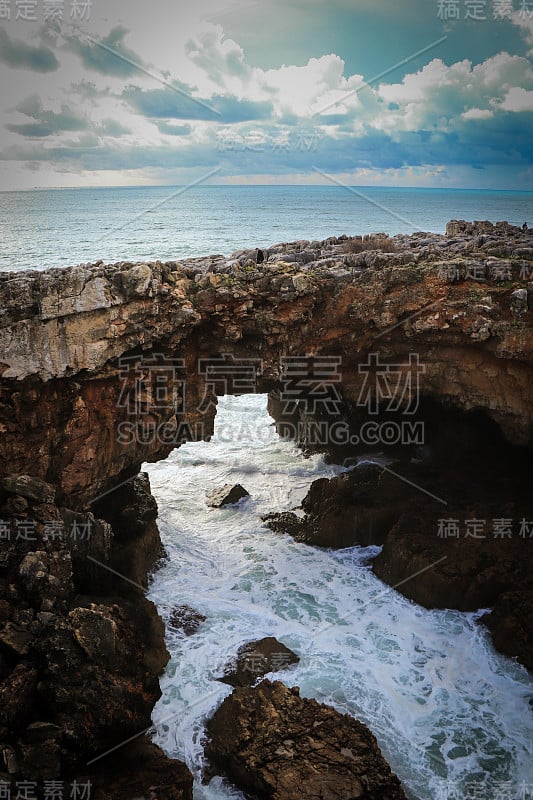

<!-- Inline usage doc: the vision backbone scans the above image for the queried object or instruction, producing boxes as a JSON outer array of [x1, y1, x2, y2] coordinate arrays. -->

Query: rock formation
[[217, 637, 299, 687], [205, 679, 407, 799], [0, 472, 193, 795], [168, 605, 207, 636], [1, 220, 532, 508], [206, 484, 250, 508], [1, 220, 532, 785]]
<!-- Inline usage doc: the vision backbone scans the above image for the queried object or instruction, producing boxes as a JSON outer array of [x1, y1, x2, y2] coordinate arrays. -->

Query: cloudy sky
[[0, 0, 532, 189]]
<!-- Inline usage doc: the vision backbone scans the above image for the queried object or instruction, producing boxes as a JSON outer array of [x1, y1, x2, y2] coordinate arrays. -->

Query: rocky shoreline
[[264, 421, 533, 671], [0, 219, 532, 795], [0, 471, 193, 796]]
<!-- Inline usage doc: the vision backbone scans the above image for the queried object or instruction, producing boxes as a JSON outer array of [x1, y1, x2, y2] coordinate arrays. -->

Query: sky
[[0, 0, 532, 190]]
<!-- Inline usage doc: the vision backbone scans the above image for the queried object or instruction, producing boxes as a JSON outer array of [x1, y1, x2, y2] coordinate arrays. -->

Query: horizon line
[[1, 183, 532, 194]]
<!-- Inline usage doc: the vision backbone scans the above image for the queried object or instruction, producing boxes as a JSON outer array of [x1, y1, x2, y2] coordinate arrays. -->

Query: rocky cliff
[[1, 220, 532, 506], [0, 220, 532, 790]]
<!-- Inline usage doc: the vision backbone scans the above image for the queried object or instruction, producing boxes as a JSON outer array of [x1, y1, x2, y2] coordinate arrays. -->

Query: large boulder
[[82, 739, 193, 800], [205, 679, 406, 799], [264, 464, 391, 548]]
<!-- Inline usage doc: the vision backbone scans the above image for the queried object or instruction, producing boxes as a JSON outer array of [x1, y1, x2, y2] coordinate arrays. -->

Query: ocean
[[0, 185, 532, 273]]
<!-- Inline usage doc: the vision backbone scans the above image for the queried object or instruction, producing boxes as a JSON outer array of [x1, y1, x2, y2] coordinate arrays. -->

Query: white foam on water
[[146, 395, 533, 800]]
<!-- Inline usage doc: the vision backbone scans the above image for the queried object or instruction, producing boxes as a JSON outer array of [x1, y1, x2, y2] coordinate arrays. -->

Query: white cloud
[[461, 108, 493, 119], [499, 86, 533, 111], [376, 52, 533, 132]]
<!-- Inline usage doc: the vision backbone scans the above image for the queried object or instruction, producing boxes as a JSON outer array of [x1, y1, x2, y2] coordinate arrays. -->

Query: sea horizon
[[2, 183, 532, 193], [1, 184, 531, 274]]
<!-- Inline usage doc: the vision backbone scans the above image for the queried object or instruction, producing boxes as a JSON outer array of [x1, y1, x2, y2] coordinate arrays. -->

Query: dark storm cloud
[[6, 95, 88, 138], [123, 85, 274, 122], [155, 121, 193, 136], [0, 28, 59, 72], [65, 26, 145, 78], [2, 107, 532, 174]]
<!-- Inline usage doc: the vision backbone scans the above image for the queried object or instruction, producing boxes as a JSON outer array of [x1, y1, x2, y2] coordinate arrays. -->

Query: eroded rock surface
[[1, 221, 533, 508], [1, 221, 533, 784], [168, 604, 207, 635], [0, 472, 193, 794], [218, 637, 299, 687], [205, 679, 407, 799], [265, 412, 533, 671], [206, 484, 250, 508]]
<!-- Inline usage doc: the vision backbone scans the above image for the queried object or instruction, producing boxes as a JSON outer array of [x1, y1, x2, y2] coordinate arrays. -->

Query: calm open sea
[[0, 185, 531, 272]]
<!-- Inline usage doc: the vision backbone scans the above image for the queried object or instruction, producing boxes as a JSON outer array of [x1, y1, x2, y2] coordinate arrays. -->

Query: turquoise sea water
[[0, 185, 531, 272]]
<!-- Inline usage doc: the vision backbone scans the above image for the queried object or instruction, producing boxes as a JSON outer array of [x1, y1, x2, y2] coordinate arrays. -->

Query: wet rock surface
[[205, 679, 407, 799], [264, 463, 391, 548], [482, 591, 533, 673], [206, 484, 250, 507], [218, 637, 299, 687], [168, 604, 207, 635]]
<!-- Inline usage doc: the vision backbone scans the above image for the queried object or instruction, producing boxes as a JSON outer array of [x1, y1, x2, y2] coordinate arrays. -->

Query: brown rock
[[265, 465, 393, 548], [205, 679, 406, 799], [81, 739, 193, 800], [168, 605, 206, 636], [0, 622, 33, 657], [218, 637, 299, 687], [206, 484, 250, 507], [1, 475, 55, 504], [482, 591, 533, 672], [0, 664, 38, 727]]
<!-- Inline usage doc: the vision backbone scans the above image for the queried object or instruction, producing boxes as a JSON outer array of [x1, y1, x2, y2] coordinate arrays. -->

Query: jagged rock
[[0, 222, 533, 786], [168, 605, 206, 636], [265, 464, 393, 548], [511, 288, 528, 315], [19, 550, 73, 611], [91, 473, 163, 589], [262, 511, 306, 539], [92, 473, 158, 539], [68, 605, 121, 667], [33, 607, 161, 759], [82, 739, 193, 800], [218, 637, 299, 687], [482, 591, 533, 672], [19, 735, 61, 780], [1, 475, 55, 504], [0, 623, 33, 657], [1, 496, 28, 515], [205, 679, 407, 799], [206, 484, 250, 507], [264, 420, 533, 673], [0, 664, 38, 727]]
